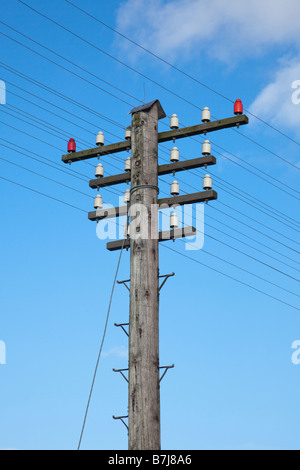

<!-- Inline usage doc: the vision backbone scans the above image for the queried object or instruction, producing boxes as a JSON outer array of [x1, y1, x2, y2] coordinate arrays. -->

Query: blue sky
[[0, 0, 300, 450]]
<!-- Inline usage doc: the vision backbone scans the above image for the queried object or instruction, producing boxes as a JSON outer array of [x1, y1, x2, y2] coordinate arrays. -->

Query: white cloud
[[116, 1, 300, 137], [249, 57, 300, 135], [102, 345, 128, 359], [116, 0, 300, 62]]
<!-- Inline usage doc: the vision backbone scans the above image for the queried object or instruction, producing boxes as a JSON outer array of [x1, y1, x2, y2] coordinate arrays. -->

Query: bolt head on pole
[[202, 140, 211, 156], [67, 138, 76, 153], [234, 99, 243, 115], [94, 194, 103, 209], [203, 174, 212, 191], [95, 163, 104, 178], [170, 114, 179, 129], [202, 107, 211, 123], [96, 131, 105, 146]]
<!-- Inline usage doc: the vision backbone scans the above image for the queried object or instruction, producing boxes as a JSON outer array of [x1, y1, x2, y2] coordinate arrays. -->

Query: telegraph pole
[[128, 101, 165, 450], [62, 99, 248, 450]]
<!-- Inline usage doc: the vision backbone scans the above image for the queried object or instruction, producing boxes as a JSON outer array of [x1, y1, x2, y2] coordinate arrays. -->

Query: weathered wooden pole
[[128, 100, 166, 450]]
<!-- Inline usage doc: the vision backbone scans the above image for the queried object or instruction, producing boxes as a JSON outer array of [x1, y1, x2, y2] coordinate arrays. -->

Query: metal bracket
[[114, 322, 129, 337], [117, 273, 175, 293], [113, 364, 175, 384], [117, 279, 130, 292], [113, 368, 129, 383], [159, 273, 175, 291], [159, 364, 175, 382], [113, 415, 129, 432]]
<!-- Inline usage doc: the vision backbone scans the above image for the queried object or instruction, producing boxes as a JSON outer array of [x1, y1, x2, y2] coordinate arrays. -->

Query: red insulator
[[234, 99, 243, 115], [68, 138, 76, 153]]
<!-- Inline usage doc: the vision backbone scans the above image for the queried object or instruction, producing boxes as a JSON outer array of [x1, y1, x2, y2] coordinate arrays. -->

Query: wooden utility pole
[[128, 101, 165, 450], [61, 100, 248, 450]]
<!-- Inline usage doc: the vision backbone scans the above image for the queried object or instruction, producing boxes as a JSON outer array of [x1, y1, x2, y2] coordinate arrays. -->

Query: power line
[[158, 174, 300, 257], [0, 138, 90, 182], [210, 141, 300, 199], [4, 122, 298, 288], [2, 58, 299, 206], [218, 200, 299, 246], [5, 102, 298, 268], [0, 33, 298, 260], [0, 118, 64, 152], [13, 0, 300, 189], [0, 156, 93, 199], [15, 0, 207, 117], [162, 244, 300, 312], [209, 204, 300, 256], [158, 153, 300, 233], [202, 169, 300, 229], [0, 18, 142, 106], [65, 0, 300, 153], [3, 12, 299, 178], [177, 129, 300, 200], [0, 140, 123, 198], [77, 237, 126, 450], [2, 167, 298, 313], [161, 194, 300, 282], [0, 62, 125, 134], [0, 174, 87, 213], [175, 226, 300, 299], [2, 70, 298, 264], [5, 90, 291, 277], [0, 28, 134, 108], [158, 182, 300, 273]]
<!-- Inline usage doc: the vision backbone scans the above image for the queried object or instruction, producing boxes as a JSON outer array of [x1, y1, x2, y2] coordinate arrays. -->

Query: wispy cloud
[[116, 1, 300, 136], [249, 57, 300, 137], [116, 0, 300, 63], [102, 345, 128, 359]]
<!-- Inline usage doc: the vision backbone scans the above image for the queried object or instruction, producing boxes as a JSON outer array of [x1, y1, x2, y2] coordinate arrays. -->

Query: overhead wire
[[158, 183, 300, 283], [1, 10, 298, 280], [77, 236, 126, 451], [157, 173, 300, 256], [161, 244, 300, 312], [0, 156, 93, 199], [16, 0, 298, 177], [64, 0, 300, 154], [0, 173, 87, 213], [2, 68, 298, 260], [9, 0, 300, 230], [158, 180, 300, 273], [1, 51, 299, 203], [174, 223, 300, 299], [0, 138, 122, 198], [2, 76, 298, 270], [3, 105, 299, 282], [1, 168, 298, 313]]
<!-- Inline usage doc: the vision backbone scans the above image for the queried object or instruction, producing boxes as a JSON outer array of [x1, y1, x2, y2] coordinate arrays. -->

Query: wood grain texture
[[128, 103, 161, 451]]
